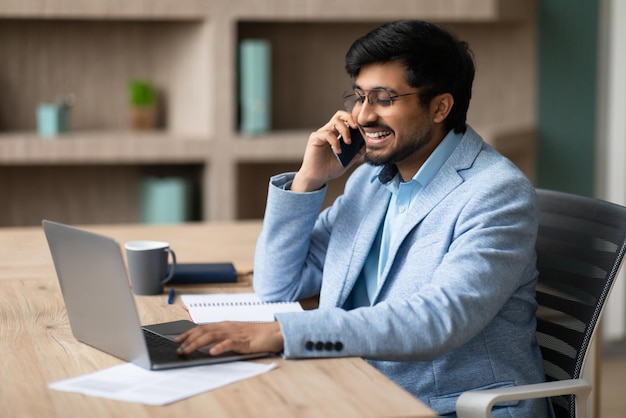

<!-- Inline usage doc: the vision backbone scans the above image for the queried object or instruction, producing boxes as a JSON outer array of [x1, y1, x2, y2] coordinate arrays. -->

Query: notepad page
[[180, 293, 303, 323]]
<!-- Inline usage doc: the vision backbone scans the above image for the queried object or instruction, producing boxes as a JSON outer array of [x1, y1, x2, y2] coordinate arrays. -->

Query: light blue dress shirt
[[350, 130, 463, 308]]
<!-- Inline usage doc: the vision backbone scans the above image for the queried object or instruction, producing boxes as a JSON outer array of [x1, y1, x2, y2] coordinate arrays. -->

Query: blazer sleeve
[[253, 172, 331, 301]]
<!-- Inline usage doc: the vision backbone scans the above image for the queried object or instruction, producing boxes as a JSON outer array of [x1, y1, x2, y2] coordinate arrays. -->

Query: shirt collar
[[370, 129, 463, 191]]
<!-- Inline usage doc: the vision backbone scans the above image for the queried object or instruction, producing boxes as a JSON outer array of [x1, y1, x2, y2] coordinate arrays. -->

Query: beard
[[364, 125, 434, 167]]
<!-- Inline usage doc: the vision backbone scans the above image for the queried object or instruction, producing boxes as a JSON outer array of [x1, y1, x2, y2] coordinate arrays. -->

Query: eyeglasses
[[343, 88, 420, 112]]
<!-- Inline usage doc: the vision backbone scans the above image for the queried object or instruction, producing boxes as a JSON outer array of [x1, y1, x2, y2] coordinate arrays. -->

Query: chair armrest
[[455, 379, 591, 418]]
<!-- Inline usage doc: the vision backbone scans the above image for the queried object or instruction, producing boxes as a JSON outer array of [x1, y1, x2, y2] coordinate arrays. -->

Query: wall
[[536, 0, 598, 196], [540, 0, 626, 341], [597, 0, 626, 341]]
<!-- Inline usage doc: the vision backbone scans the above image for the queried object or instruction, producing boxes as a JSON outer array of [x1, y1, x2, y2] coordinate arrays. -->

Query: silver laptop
[[42, 220, 268, 370]]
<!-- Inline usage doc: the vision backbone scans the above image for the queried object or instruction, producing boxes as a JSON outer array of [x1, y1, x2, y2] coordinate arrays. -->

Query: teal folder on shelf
[[239, 39, 271, 135], [140, 176, 191, 224]]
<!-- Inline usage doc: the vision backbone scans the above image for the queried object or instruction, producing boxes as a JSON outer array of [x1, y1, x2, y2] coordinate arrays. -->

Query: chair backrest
[[535, 189, 626, 418]]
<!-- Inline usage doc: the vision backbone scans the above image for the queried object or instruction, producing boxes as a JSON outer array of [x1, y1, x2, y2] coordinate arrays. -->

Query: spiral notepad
[[181, 293, 303, 323]]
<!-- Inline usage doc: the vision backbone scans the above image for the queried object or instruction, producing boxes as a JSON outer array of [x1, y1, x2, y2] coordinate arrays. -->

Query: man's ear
[[431, 93, 454, 124]]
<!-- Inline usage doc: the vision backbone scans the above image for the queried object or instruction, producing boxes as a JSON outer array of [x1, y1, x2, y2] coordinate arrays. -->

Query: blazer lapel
[[335, 185, 390, 307], [372, 129, 483, 302]]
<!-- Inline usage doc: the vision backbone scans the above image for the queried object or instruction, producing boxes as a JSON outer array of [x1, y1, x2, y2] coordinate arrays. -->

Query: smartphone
[[334, 127, 365, 167]]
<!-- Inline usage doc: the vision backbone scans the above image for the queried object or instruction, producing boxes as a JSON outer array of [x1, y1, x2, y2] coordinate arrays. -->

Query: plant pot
[[129, 106, 157, 130]]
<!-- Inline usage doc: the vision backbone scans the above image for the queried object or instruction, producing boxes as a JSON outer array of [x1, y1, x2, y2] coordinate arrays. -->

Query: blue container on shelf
[[37, 103, 69, 138], [140, 176, 191, 224]]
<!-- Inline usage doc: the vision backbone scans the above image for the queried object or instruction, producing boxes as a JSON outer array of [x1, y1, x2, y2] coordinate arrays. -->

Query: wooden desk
[[0, 222, 435, 418]]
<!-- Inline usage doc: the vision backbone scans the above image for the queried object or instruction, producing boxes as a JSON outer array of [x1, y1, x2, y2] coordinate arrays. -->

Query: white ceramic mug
[[124, 240, 176, 295]]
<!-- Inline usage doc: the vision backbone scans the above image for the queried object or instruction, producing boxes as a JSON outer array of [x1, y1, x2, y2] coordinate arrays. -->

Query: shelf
[[0, 19, 210, 137], [229, 0, 534, 22], [232, 131, 309, 161], [237, 19, 536, 142], [0, 0, 534, 22], [0, 131, 210, 165], [0, 0, 209, 20]]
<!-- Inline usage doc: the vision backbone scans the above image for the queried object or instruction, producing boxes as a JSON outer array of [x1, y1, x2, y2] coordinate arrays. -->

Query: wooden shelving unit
[[0, 132, 209, 164], [0, 0, 537, 226]]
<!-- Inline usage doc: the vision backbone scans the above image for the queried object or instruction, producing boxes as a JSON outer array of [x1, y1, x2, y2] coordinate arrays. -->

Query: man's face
[[351, 61, 444, 179]]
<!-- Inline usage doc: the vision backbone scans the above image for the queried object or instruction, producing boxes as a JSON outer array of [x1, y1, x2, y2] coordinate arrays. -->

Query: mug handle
[[162, 248, 177, 284]]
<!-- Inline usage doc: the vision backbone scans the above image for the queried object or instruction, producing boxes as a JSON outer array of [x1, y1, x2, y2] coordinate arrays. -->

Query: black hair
[[345, 20, 474, 134]]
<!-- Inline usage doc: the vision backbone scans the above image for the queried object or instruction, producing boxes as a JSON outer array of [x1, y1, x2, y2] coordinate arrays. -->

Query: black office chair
[[456, 189, 626, 418]]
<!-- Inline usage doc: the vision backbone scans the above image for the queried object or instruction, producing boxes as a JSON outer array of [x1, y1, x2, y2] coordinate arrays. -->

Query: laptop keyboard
[[143, 328, 207, 363]]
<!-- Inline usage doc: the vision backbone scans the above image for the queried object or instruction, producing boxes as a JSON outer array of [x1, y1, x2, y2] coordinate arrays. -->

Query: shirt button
[[398, 206, 405, 213]]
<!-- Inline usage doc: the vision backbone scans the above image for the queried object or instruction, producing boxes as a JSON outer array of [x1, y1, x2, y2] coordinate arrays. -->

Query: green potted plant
[[128, 80, 157, 130]]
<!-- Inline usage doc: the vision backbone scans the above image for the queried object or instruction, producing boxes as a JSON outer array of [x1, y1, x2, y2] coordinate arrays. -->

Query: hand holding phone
[[334, 127, 365, 167]]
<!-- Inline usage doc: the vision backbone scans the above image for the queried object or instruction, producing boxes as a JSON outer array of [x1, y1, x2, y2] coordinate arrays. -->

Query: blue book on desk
[[168, 263, 238, 284]]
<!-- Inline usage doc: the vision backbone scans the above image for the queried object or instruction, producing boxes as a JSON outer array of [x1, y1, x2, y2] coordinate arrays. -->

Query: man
[[177, 20, 550, 417]]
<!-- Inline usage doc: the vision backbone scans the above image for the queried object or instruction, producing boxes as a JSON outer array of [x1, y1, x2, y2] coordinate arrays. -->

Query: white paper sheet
[[49, 361, 277, 405]]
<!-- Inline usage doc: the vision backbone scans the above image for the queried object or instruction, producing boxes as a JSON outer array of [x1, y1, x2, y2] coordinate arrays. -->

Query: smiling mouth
[[365, 129, 393, 143]]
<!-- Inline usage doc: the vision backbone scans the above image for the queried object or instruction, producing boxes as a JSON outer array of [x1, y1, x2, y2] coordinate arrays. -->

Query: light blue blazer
[[253, 126, 550, 417]]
